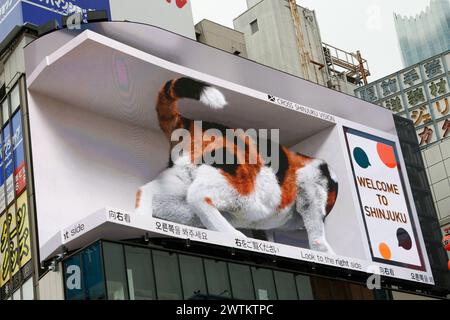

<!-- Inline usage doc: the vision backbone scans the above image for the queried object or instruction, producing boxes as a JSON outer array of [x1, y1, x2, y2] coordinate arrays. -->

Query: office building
[[394, 0, 450, 67]]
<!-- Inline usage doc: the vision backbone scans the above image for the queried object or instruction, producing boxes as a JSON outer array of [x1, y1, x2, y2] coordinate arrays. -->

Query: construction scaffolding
[[322, 43, 371, 85], [287, 0, 369, 87], [288, 0, 310, 79]]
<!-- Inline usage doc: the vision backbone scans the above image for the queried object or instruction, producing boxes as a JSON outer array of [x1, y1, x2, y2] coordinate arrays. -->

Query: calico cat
[[135, 77, 338, 253]]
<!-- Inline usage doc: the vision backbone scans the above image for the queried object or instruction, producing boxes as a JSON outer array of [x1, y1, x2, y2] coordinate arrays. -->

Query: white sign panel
[[345, 128, 425, 270]]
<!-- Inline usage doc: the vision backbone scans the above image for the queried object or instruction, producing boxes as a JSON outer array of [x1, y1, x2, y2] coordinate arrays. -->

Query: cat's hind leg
[[296, 160, 335, 254], [186, 166, 246, 237]]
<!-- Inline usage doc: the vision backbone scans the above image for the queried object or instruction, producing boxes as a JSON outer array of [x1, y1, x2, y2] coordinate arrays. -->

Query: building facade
[[355, 51, 450, 259], [232, 0, 370, 95], [0, 1, 449, 301], [195, 19, 248, 58], [394, 0, 450, 68], [21, 22, 449, 300]]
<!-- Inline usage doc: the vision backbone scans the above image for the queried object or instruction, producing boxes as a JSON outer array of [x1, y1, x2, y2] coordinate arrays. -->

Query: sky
[[190, 0, 435, 81]]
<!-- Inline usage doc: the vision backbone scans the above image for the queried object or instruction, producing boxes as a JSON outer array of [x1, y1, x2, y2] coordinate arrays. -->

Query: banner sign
[[12, 111, 26, 196], [0, 131, 5, 214], [0, 0, 111, 43], [3, 123, 14, 205], [344, 128, 425, 272], [25, 27, 435, 288], [41, 207, 434, 285], [0, 191, 31, 295]]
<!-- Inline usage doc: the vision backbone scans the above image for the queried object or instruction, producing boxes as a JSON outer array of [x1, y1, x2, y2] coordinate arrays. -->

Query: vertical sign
[[17, 191, 31, 268], [12, 111, 26, 195], [344, 127, 424, 270], [0, 212, 9, 289], [0, 205, 19, 291], [3, 124, 14, 204], [0, 131, 4, 214]]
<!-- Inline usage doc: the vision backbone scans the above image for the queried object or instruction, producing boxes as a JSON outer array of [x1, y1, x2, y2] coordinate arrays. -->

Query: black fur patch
[[168, 157, 174, 168], [201, 120, 229, 138], [164, 80, 172, 98], [210, 147, 240, 176], [318, 162, 339, 218], [182, 117, 192, 130], [319, 163, 337, 191], [173, 77, 208, 100], [275, 145, 289, 185]]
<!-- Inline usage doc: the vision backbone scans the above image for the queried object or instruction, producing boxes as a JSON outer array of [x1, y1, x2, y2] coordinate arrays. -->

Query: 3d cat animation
[[135, 77, 338, 253]]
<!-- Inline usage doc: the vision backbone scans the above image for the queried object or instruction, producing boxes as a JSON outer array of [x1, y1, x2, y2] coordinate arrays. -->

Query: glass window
[[228, 263, 255, 300], [251, 267, 277, 300], [179, 255, 207, 299], [125, 246, 156, 300], [295, 274, 313, 300], [250, 19, 259, 34], [22, 277, 33, 300], [64, 254, 85, 300], [204, 259, 231, 298], [10, 86, 20, 113], [103, 242, 129, 300], [152, 250, 182, 300], [274, 271, 298, 300], [82, 242, 106, 300], [2, 99, 8, 124]]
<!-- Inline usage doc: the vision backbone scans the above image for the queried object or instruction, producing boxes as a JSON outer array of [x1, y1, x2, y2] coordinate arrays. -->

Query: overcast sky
[[190, 0, 435, 81]]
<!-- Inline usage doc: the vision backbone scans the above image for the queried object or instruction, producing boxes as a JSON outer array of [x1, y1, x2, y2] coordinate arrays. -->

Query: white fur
[[136, 158, 336, 254], [296, 160, 334, 254], [137, 81, 337, 254], [199, 87, 227, 109]]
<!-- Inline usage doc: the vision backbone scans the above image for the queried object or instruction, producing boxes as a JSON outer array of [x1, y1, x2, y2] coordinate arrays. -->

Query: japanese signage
[[0, 0, 111, 43], [355, 51, 450, 149], [378, 77, 399, 98], [0, 132, 4, 214], [0, 191, 31, 295], [2, 123, 14, 205], [12, 111, 26, 195]]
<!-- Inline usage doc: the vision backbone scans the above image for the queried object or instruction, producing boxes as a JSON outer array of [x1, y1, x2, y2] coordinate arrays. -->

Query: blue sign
[[12, 110, 26, 194], [3, 122, 14, 204], [0, 0, 111, 44], [0, 0, 23, 44], [3, 123, 13, 200]]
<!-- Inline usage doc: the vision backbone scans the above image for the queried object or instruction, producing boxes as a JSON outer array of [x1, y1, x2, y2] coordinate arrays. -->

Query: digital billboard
[[24, 24, 435, 286], [0, 0, 111, 44]]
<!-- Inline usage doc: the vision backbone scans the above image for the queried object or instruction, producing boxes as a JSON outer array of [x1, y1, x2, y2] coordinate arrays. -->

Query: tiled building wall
[[423, 139, 450, 223]]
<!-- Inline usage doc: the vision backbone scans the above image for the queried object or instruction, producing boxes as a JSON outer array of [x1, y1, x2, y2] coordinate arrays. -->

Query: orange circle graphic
[[377, 143, 397, 168], [379, 242, 392, 260]]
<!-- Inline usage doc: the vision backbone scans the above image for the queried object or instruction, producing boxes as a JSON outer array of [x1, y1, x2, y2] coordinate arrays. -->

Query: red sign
[[14, 162, 26, 196], [165, 0, 188, 9], [443, 235, 450, 252]]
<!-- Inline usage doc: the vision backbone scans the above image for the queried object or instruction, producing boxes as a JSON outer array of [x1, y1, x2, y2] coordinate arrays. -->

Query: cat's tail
[[156, 77, 227, 138]]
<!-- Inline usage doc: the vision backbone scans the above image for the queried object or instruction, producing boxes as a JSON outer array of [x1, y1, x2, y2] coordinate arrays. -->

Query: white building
[[233, 0, 369, 95]]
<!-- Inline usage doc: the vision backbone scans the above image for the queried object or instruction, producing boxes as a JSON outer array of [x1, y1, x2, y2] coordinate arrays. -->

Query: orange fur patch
[[135, 189, 142, 209], [204, 197, 215, 207], [326, 189, 338, 214], [278, 148, 313, 209]]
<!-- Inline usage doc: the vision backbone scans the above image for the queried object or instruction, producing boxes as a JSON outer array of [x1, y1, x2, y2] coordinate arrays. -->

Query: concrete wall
[[234, 0, 329, 86], [0, 35, 34, 89], [38, 264, 65, 300], [423, 139, 450, 226], [195, 19, 248, 58], [109, 0, 195, 39]]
